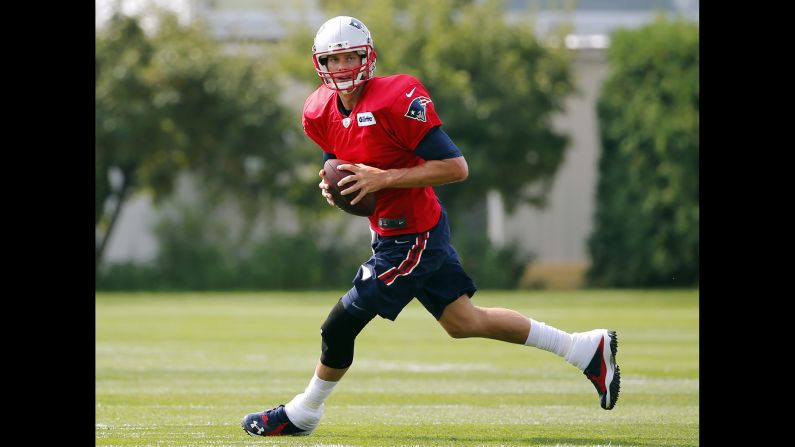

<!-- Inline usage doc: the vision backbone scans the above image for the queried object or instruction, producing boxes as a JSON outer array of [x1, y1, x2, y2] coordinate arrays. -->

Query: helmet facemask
[[313, 45, 377, 92]]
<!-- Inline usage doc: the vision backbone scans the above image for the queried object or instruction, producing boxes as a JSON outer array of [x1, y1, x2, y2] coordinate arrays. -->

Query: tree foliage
[[95, 12, 307, 265], [587, 16, 699, 287]]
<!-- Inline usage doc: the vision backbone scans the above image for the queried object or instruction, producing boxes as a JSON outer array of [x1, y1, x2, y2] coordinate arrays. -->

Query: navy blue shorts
[[341, 207, 477, 321]]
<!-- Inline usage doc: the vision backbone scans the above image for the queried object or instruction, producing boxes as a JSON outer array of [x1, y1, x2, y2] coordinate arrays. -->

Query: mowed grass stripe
[[96, 290, 698, 446]]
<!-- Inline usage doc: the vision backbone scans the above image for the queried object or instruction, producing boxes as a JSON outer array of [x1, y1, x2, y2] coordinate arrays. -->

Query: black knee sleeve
[[320, 299, 371, 369]]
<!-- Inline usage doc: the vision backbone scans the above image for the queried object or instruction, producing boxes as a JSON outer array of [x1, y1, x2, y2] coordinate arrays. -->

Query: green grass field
[[96, 289, 699, 446]]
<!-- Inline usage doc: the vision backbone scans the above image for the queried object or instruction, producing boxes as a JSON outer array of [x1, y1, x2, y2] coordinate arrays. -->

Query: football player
[[242, 15, 620, 437]]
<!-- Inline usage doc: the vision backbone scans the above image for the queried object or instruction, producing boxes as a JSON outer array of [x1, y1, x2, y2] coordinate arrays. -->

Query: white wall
[[503, 48, 608, 265], [101, 193, 159, 263]]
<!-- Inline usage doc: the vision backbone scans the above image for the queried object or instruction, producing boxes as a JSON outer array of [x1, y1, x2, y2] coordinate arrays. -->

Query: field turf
[[96, 289, 698, 446]]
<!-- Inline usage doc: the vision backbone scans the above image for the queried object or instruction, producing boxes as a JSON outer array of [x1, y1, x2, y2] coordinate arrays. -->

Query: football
[[323, 159, 377, 217]]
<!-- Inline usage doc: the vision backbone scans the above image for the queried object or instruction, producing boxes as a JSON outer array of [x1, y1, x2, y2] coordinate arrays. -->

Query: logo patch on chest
[[356, 112, 376, 127], [342, 117, 351, 128]]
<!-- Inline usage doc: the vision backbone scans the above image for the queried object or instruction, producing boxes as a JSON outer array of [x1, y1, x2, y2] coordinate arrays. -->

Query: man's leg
[[242, 297, 372, 437], [315, 361, 348, 381], [283, 298, 372, 430], [281, 361, 348, 430], [437, 294, 532, 343], [437, 295, 620, 410]]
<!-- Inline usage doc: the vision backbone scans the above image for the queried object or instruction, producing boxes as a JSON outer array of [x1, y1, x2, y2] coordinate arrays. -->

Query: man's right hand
[[318, 168, 335, 206]]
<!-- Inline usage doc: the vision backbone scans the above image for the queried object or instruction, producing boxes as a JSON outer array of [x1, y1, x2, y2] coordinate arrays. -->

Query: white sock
[[524, 318, 572, 358], [300, 374, 337, 409], [564, 329, 609, 370], [284, 374, 337, 430]]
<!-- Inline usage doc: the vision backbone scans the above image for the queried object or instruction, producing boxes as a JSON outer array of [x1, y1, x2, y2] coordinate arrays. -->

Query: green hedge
[[587, 16, 699, 288], [95, 232, 527, 291], [96, 234, 363, 291]]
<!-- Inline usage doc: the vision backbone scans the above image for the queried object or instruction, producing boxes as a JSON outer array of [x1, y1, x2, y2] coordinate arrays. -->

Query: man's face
[[324, 51, 363, 82]]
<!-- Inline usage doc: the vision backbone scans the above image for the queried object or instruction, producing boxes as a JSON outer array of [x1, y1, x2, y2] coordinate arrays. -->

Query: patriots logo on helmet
[[349, 18, 364, 30], [404, 96, 433, 122]]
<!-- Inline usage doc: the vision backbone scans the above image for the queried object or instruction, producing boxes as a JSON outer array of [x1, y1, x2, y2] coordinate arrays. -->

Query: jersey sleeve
[[414, 126, 463, 160], [387, 80, 443, 151]]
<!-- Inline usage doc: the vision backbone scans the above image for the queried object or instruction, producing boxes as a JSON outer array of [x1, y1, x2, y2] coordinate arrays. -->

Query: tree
[[95, 11, 304, 267], [586, 16, 699, 287], [96, 14, 158, 264]]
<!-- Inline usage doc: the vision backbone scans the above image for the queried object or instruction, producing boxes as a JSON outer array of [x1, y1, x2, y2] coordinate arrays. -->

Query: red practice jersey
[[303, 74, 443, 236]]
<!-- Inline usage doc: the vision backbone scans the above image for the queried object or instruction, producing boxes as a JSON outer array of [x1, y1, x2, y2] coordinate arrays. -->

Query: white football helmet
[[312, 16, 377, 92]]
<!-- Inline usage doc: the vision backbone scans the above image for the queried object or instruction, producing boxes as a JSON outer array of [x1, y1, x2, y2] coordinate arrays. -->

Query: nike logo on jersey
[[406, 87, 416, 97], [394, 240, 411, 244]]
